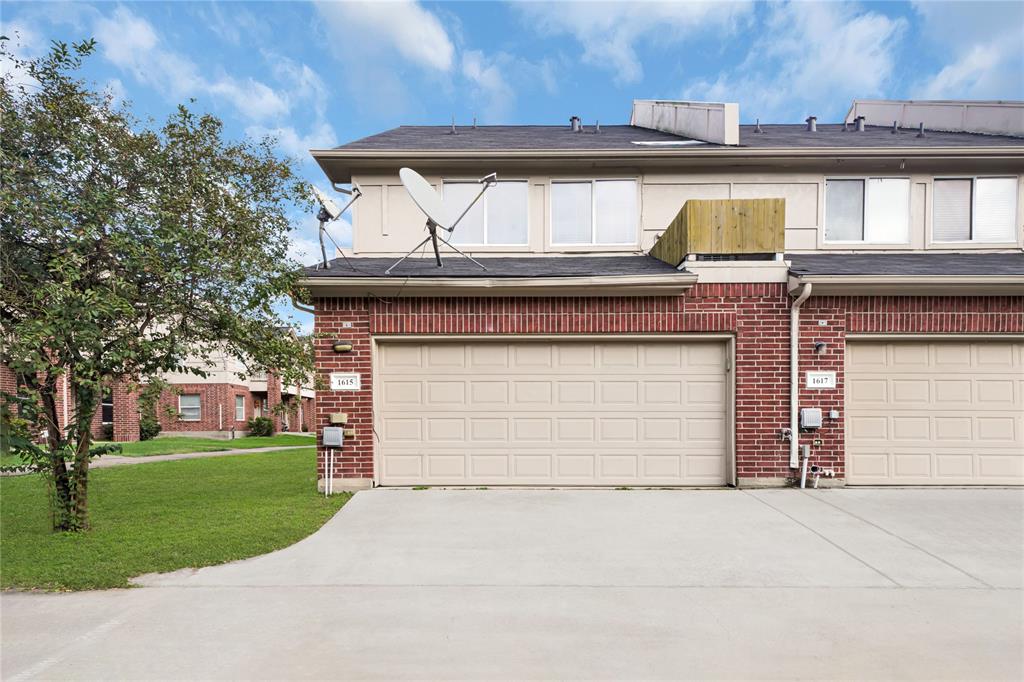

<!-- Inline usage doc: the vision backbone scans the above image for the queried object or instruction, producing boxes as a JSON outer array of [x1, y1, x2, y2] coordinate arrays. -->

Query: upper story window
[[552, 179, 637, 245], [443, 181, 528, 245], [933, 177, 1017, 243], [825, 178, 910, 243], [178, 394, 201, 422]]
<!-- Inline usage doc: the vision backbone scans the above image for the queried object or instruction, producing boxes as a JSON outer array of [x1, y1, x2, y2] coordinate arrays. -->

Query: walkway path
[[91, 445, 313, 468], [2, 445, 313, 476]]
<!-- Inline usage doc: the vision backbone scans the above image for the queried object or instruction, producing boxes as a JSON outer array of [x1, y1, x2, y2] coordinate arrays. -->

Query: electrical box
[[800, 408, 822, 429], [322, 427, 345, 447]]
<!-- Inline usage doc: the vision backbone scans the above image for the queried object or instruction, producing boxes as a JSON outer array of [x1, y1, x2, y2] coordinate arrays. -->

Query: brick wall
[[156, 383, 253, 435], [312, 290, 1024, 487]]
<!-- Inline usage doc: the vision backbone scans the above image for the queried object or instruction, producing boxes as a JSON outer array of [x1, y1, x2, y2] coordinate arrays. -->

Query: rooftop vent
[[891, 120, 899, 134], [754, 118, 764, 133], [917, 122, 925, 138], [805, 116, 817, 132], [854, 115, 866, 132], [569, 116, 581, 132]]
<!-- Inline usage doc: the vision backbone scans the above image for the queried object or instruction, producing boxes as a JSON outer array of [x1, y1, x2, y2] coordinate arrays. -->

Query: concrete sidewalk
[[3, 488, 1022, 680], [91, 444, 313, 468]]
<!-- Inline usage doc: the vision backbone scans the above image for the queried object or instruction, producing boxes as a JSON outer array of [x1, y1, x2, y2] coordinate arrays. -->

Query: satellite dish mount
[[386, 168, 497, 275], [312, 185, 361, 269]]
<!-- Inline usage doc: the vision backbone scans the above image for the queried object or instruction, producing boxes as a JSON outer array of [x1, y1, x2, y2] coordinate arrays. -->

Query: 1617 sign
[[805, 371, 836, 389], [330, 373, 361, 391]]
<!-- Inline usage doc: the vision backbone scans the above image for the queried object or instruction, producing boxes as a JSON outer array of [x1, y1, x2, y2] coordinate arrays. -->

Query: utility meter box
[[800, 408, 823, 429], [322, 427, 345, 447]]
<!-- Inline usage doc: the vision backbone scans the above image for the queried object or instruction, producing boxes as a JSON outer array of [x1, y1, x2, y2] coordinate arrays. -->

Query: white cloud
[[461, 50, 515, 121], [247, 120, 338, 160], [516, 1, 752, 84], [683, 2, 906, 121], [911, 1, 1024, 99], [314, 0, 455, 72], [92, 6, 288, 122]]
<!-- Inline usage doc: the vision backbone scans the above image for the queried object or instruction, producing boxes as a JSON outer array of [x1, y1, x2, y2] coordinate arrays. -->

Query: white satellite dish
[[400, 167, 451, 228], [311, 185, 342, 221], [386, 167, 498, 275]]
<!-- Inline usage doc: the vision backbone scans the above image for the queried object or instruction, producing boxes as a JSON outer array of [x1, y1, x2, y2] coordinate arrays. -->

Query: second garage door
[[377, 339, 729, 486], [846, 339, 1024, 485]]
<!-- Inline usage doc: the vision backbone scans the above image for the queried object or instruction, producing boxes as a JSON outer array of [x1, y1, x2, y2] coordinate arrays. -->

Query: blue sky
[[3, 0, 1022, 329]]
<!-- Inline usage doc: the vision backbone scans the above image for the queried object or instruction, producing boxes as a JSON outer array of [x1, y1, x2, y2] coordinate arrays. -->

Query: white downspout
[[790, 282, 812, 469]]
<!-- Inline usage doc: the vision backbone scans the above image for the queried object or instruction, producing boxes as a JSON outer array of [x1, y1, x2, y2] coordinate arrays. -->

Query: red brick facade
[[313, 288, 1024, 487]]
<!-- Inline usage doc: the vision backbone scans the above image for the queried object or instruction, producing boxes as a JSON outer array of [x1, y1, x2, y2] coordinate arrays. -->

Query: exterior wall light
[[814, 341, 827, 355], [332, 341, 353, 353]]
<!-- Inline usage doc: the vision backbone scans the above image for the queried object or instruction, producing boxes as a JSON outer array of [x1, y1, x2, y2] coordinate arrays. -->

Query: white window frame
[[441, 179, 529, 246], [235, 395, 245, 422], [930, 175, 1019, 245], [823, 176, 911, 244], [178, 394, 201, 422], [549, 178, 640, 247]]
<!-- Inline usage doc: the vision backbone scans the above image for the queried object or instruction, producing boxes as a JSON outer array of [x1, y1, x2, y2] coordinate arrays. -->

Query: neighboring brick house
[[301, 98, 1024, 492], [2, 353, 314, 442]]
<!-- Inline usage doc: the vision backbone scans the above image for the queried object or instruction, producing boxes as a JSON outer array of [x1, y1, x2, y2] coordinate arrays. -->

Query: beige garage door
[[377, 339, 729, 486], [846, 339, 1024, 485]]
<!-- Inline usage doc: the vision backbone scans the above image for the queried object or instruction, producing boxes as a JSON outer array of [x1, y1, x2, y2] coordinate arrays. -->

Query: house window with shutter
[[824, 178, 910, 243], [933, 177, 1017, 243]]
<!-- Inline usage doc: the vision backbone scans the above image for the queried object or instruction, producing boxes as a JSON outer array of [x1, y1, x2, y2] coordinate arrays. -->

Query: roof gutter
[[788, 274, 1024, 296], [297, 273, 697, 298]]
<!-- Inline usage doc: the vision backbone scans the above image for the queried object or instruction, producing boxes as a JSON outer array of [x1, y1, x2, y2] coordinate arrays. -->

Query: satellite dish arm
[[444, 173, 498, 234]]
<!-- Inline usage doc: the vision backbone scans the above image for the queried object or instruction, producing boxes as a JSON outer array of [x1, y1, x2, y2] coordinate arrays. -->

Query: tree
[[0, 38, 313, 531]]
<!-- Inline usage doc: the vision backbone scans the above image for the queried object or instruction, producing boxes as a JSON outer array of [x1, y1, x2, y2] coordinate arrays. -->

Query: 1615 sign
[[330, 373, 361, 391], [805, 371, 836, 389]]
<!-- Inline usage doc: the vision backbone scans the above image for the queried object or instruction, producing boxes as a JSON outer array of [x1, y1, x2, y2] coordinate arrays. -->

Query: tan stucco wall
[[347, 169, 1023, 257]]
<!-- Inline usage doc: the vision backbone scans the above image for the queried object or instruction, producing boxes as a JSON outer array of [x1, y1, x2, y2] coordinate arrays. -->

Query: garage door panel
[[846, 340, 1024, 486], [379, 340, 729, 486]]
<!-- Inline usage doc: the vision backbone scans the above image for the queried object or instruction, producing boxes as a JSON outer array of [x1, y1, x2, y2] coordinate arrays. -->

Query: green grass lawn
[[1, 448, 349, 591], [109, 433, 315, 457]]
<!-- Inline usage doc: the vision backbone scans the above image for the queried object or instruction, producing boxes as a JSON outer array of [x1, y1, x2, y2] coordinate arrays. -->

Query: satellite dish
[[311, 185, 361, 268], [400, 168, 451, 228], [386, 167, 498, 275], [311, 185, 342, 221]]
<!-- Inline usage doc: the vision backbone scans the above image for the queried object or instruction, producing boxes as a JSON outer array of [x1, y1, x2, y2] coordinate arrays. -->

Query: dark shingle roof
[[331, 124, 1023, 152], [333, 125, 703, 151], [788, 253, 1024, 277], [303, 255, 682, 278]]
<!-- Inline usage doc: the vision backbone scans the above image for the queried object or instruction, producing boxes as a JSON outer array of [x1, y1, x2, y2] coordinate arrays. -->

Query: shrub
[[301, 423, 309, 433], [247, 416, 274, 437], [139, 416, 161, 441], [101, 423, 114, 441]]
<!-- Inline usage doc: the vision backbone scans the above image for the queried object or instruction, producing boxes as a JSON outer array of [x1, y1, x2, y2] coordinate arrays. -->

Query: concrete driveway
[[3, 488, 1022, 680]]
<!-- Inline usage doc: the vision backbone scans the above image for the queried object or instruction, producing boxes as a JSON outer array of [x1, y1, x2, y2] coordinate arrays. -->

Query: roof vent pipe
[[916, 122, 925, 138], [854, 115, 866, 132], [842, 121, 850, 132], [595, 120, 600, 133], [805, 116, 817, 132], [449, 115, 457, 135], [754, 118, 763, 133], [569, 116, 581, 132], [472, 116, 477, 129], [891, 120, 899, 134]]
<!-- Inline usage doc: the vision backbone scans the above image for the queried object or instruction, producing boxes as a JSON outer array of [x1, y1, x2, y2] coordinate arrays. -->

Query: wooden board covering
[[649, 198, 786, 266]]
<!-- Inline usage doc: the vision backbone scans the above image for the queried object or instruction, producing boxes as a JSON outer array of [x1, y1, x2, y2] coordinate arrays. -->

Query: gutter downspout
[[790, 282, 813, 469]]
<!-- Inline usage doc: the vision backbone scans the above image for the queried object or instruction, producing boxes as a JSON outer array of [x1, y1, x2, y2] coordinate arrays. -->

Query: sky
[[3, 0, 1023, 330]]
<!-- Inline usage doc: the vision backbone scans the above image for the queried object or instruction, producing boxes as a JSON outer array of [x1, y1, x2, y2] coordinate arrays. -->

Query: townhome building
[[301, 98, 1024, 491], [1, 351, 314, 442]]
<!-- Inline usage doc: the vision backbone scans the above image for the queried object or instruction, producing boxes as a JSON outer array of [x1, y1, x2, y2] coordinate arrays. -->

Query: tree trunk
[[68, 385, 97, 531], [35, 374, 74, 531]]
